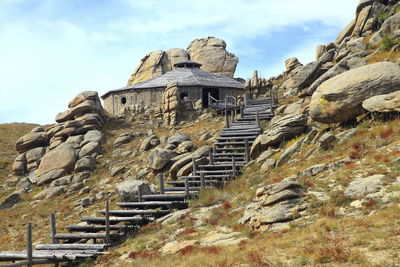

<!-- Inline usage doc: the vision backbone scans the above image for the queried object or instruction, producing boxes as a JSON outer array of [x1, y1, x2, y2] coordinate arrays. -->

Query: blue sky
[[0, 0, 359, 124]]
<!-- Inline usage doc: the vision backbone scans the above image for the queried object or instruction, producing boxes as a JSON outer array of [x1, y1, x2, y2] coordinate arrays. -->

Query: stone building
[[101, 60, 244, 116]]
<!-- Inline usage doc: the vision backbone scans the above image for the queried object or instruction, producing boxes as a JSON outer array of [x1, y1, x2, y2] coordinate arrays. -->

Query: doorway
[[202, 88, 219, 108]]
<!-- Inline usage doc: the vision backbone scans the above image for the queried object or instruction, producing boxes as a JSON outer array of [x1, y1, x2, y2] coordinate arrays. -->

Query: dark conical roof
[[173, 60, 202, 68], [101, 67, 244, 98]]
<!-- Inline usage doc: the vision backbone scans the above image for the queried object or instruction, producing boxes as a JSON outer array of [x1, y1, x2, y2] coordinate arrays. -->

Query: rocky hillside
[[126, 37, 239, 85], [1, 0, 400, 266]]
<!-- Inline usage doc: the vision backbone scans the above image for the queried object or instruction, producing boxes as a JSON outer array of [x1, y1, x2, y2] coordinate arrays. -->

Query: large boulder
[[147, 149, 177, 170], [187, 37, 238, 78], [291, 61, 323, 90], [68, 91, 99, 108], [116, 179, 152, 202], [168, 132, 191, 146], [362, 90, 400, 112], [250, 114, 308, 159], [370, 12, 400, 46], [169, 146, 210, 179], [127, 49, 189, 85], [36, 145, 77, 177], [16, 132, 47, 153], [344, 174, 386, 198], [309, 62, 400, 124], [336, 19, 356, 44], [0, 192, 21, 210], [285, 58, 303, 73]]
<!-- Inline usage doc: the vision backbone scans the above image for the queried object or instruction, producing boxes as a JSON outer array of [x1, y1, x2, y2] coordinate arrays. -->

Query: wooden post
[[184, 178, 189, 202], [240, 105, 244, 118], [208, 92, 211, 108], [159, 173, 165, 194], [200, 172, 205, 190], [225, 109, 230, 128], [256, 110, 260, 128], [232, 157, 236, 178], [105, 199, 110, 245], [192, 157, 197, 176], [244, 92, 249, 106], [209, 149, 214, 165], [231, 110, 235, 123], [137, 185, 142, 202], [27, 223, 33, 267], [50, 213, 58, 244], [269, 87, 272, 100], [245, 139, 250, 163]]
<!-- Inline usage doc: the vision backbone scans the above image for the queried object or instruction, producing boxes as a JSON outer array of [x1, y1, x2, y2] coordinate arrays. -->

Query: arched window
[[180, 92, 188, 100], [121, 97, 127, 105]]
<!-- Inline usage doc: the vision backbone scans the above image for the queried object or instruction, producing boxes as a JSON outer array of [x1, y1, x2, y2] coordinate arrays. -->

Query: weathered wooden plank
[[98, 209, 171, 217], [80, 217, 148, 225], [0, 259, 57, 266], [55, 233, 124, 240], [65, 224, 134, 233], [35, 244, 108, 251]]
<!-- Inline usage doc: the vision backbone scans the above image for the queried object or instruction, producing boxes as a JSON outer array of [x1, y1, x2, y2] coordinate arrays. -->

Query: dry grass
[[366, 50, 400, 64]]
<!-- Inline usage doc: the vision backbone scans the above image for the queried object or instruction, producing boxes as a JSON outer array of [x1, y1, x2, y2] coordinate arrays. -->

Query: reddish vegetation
[[305, 237, 350, 263], [128, 248, 160, 260], [380, 128, 394, 139], [222, 201, 232, 210], [247, 251, 270, 267], [178, 245, 221, 256]]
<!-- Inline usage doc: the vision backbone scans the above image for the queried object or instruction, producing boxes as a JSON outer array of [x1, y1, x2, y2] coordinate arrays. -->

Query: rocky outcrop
[[285, 58, 303, 73], [362, 90, 400, 112], [162, 82, 180, 126], [250, 114, 308, 159], [116, 179, 152, 202], [291, 61, 323, 91], [126, 37, 238, 85], [370, 12, 400, 46], [309, 62, 400, 124], [147, 149, 177, 170], [12, 91, 106, 188], [127, 49, 189, 85], [344, 174, 386, 198], [239, 179, 306, 231], [187, 37, 238, 78]]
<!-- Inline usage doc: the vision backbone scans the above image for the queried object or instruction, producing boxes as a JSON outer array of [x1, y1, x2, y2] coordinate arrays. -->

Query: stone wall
[[103, 87, 244, 116]]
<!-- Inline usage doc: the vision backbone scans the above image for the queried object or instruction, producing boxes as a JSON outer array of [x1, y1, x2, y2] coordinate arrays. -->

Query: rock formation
[[309, 62, 400, 123], [187, 37, 238, 78], [12, 91, 106, 188], [126, 37, 238, 85], [162, 82, 180, 126]]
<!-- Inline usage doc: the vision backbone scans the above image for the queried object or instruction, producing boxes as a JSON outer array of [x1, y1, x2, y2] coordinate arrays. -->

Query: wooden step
[[213, 152, 246, 157], [99, 209, 171, 217], [65, 224, 135, 233], [197, 170, 240, 174], [54, 232, 123, 241], [199, 164, 243, 169], [141, 194, 191, 201], [217, 136, 257, 141], [80, 216, 149, 225], [117, 201, 188, 209], [214, 141, 253, 146], [36, 243, 108, 251]]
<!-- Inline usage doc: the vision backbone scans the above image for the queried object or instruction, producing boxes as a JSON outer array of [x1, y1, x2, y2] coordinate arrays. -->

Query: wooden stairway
[[0, 95, 276, 266]]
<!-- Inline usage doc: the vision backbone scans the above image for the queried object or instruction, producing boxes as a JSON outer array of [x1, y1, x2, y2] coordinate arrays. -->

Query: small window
[[121, 97, 127, 105], [180, 92, 188, 100]]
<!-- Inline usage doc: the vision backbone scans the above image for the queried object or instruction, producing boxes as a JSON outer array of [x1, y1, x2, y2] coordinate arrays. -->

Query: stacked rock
[[162, 82, 180, 126], [12, 91, 106, 186]]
